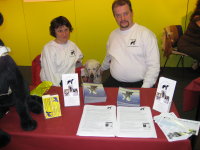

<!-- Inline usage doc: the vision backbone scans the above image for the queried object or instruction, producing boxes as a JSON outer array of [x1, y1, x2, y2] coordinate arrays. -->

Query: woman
[[40, 16, 83, 86], [178, 0, 200, 65]]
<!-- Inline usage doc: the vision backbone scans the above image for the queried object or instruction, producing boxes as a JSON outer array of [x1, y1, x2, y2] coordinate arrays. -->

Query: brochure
[[82, 83, 107, 104], [117, 87, 140, 107], [153, 77, 177, 113], [62, 73, 80, 107], [42, 94, 61, 119], [154, 113, 200, 142]]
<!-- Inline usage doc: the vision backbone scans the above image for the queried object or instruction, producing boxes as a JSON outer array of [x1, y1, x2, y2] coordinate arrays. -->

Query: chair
[[32, 54, 42, 86], [161, 25, 188, 72], [31, 54, 83, 86]]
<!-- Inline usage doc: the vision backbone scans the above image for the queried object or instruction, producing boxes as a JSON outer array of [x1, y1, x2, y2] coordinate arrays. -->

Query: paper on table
[[116, 106, 157, 138], [77, 105, 117, 137], [154, 113, 200, 142], [77, 105, 157, 138], [154, 112, 177, 124]]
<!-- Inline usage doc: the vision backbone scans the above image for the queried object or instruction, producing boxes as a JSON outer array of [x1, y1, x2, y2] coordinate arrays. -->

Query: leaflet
[[42, 94, 61, 119], [154, 113, 200, 142], [153, 77, 177, 113], [62, 73, 80, 107]]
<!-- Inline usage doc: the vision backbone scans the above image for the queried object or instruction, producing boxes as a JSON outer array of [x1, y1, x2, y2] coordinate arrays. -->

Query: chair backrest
[[162, 25, 183, 58], [32, 54, 42, 86]]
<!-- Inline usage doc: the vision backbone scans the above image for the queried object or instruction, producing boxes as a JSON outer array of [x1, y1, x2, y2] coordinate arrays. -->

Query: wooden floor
[[19, 66, 200, 150]]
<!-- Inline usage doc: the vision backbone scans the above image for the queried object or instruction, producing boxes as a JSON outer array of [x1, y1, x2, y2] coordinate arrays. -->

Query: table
[[183, 77, 200, 112], [0, 87, 192, 150], [183, 78, 200, 150]]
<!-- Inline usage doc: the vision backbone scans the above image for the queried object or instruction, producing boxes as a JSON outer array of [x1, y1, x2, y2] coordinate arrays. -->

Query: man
[[101, 0, 160, 88]]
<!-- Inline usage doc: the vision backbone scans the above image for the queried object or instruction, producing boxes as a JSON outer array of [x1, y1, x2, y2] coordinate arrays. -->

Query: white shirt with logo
[[101, 23, 160, 88], [40, 40, 83, 86]]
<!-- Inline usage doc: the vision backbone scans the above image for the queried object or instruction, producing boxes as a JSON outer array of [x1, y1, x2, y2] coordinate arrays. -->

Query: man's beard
[[120, 20, 129, 29]]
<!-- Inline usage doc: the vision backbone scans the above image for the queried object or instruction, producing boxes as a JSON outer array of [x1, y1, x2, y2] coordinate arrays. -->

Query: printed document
[[77, 105, 117, 137], [116, 106, 157, 138], [77, 105, 157, 138]]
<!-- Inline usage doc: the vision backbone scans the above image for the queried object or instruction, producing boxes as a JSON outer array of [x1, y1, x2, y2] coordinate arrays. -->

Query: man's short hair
[[112, 0, 132, 14], [50, 16, 73, 37]]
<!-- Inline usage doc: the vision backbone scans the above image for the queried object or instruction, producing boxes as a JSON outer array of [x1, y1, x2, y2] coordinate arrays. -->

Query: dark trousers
[[103, 75, 143, 88]]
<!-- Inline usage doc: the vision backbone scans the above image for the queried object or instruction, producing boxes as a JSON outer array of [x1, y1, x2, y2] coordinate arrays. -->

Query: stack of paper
[[117, 87, 140, 107], [77, 105, 157, 138], [154, 113, 200, 142], [82, 83, 107, 104]]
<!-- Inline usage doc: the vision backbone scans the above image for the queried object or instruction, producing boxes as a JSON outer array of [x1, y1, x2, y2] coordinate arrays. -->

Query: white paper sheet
[[77, 105, 117, 137], [77, 105, 157, 138], [116, 106, 157, 138]]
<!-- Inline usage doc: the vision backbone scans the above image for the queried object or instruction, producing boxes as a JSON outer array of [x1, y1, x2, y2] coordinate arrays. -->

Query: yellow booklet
[[42, 94, 62, 119]]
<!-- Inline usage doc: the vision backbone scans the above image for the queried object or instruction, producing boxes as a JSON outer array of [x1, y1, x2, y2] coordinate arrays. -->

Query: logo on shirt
[[128, 39, 136, 47], [70, 49, 76, 57]]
